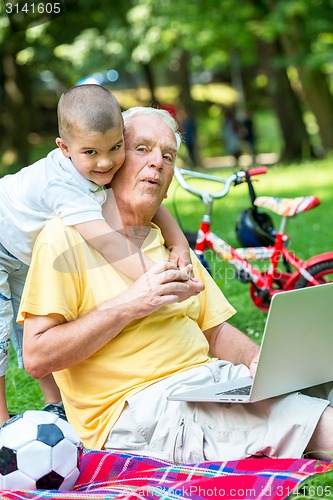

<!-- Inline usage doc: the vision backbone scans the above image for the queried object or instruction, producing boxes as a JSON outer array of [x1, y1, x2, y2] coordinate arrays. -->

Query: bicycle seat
[[254, 195, 320, 216]]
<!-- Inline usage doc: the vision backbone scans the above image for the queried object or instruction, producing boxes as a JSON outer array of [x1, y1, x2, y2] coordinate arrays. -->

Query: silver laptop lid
[[168, 283, 333, 403], [250, 282, 333, 401]]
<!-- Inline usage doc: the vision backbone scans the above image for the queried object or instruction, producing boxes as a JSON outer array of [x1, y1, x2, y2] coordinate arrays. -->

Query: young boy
[[0, 84, 191, 423]]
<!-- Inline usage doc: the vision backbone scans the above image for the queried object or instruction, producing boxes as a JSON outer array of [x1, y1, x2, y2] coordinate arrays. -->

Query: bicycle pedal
[[236, 269, 251, 283]]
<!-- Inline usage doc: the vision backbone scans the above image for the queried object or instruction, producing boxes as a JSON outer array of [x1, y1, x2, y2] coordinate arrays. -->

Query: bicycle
[[173, 166, 333, 312]]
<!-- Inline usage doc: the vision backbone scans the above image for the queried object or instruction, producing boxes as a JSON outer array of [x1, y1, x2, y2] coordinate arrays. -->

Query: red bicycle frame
[[174, 166, 333, 311]]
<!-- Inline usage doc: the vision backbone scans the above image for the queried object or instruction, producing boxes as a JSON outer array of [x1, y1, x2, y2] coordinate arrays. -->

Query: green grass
[[6, 155, 333, 495], [165, 156, 333, 339], [8, 155, 333, 405], [292, 468, 333, 499], [7, 346, 44, 414], [165, 157, 333, 497]]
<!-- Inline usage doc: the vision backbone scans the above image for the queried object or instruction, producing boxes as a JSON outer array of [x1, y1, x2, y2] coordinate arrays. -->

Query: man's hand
[[100, 262, 204, 319], [249, 354, 259, 377], [177, 264, 205, 301]]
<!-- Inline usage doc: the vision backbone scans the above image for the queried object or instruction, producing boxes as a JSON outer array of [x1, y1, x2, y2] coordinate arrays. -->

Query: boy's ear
[[56, 137, 71, 158]]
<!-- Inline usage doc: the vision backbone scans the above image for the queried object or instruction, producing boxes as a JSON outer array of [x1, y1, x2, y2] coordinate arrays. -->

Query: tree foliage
[[1, 0, 333, 166]]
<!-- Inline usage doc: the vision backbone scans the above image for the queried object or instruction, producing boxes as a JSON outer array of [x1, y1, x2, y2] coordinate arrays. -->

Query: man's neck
[[104, 196, 152, 247], [123, 225, 151, 248]]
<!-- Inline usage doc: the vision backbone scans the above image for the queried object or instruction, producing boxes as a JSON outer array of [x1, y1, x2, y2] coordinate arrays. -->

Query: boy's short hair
[[58, 84, 122, 141]]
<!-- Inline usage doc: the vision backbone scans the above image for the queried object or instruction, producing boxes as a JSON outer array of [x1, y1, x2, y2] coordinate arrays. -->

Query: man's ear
[[56, 137, 71, 158]]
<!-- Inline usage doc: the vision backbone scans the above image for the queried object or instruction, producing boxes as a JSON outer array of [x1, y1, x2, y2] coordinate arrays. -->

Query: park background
[[2, 0, 333, 170], [1, 1, 333, 493]]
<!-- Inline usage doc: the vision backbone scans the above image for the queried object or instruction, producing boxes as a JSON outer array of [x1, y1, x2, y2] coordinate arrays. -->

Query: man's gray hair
[[122, 106, 182, 152]]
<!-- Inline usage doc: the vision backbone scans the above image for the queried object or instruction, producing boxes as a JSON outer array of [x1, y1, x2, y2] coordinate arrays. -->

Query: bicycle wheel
[[295, 260, 333, 288], [249, 270, 294, 312]]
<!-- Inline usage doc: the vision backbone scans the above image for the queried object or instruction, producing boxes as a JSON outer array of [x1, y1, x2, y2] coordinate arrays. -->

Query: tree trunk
[[174, 50, 202, 166], [141, 62, 157, 104], [257, 38, 313, 163], [280, 25, 333, 153], [298, 69, 333, 152], [2, 49, 32, 170]]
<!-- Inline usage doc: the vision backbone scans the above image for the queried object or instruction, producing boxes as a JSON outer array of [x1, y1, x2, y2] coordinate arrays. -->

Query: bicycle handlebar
[[174, 166, 267, 201], [247, 166, 268, 177]]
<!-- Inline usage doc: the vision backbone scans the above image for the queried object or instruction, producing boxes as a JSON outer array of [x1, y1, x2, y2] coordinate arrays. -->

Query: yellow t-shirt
[[19, 217, 236, 449]]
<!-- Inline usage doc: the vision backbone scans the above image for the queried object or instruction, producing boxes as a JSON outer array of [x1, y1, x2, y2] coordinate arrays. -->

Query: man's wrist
[[247, 347, 260, 369]]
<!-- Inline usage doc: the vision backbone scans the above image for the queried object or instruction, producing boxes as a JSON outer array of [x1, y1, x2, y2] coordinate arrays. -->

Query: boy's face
[[56, 126, 125, 186]]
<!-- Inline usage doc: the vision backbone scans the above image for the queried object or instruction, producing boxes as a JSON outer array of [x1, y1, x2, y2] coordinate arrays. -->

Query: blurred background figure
[[179, 105, 199, 167], [221, 106, 242, 165], [151, 99, 178, 119], [240, 110, 257, 165]]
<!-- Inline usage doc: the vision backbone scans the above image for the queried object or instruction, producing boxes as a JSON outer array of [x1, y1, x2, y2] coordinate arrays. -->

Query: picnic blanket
[[1, 449, 332, 499]]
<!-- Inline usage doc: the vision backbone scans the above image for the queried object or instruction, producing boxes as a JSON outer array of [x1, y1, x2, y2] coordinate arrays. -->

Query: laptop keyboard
[[216, 385, 252, 396]]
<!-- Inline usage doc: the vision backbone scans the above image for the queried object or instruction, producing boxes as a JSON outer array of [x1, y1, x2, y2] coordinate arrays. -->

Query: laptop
[[168, 282, 333, 403]]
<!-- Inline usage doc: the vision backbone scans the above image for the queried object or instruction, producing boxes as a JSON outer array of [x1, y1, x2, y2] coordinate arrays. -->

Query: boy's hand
[[169, 245, 194, 277]]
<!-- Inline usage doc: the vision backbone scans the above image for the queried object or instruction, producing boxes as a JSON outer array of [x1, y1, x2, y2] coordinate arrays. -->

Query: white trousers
[[104, 360, 330, 463], [0, 243, 28, 373]]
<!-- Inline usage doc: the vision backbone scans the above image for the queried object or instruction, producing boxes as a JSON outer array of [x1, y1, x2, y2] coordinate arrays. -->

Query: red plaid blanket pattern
[[1, 450, 332, 499]]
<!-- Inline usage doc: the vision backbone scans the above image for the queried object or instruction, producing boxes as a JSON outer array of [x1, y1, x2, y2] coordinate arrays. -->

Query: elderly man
[[20, 107, 333, 462]]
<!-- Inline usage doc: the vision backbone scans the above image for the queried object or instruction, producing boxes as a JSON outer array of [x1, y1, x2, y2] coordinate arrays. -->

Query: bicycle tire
[[295, 260, 333, 288], [249, 270, 293, 312]]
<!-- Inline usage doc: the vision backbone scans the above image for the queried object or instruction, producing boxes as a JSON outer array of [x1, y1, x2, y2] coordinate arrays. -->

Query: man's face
[[111, 114, 177, 213]]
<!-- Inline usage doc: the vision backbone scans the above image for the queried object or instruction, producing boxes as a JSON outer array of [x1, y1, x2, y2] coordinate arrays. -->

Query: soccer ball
[[0, 410, 83, 490]]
